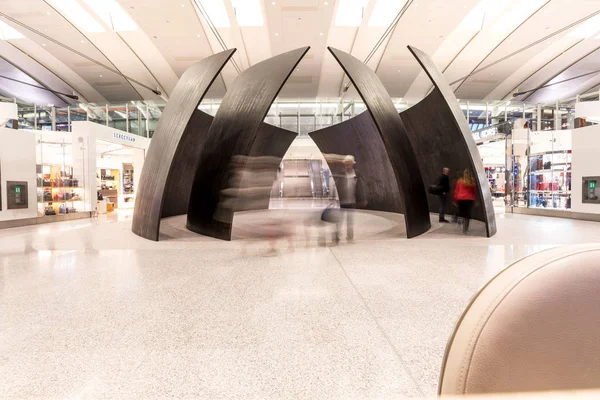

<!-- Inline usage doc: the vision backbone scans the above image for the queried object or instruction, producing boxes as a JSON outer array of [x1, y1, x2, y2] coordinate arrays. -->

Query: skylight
[[0, 20, 25, 40], [491, 0, 545, 33], [195, 0, 231, 28], [458, 0, 510, 32], [368, 0, 406, 27], [82, 0, 138, 32], [48, 0, 105, 33], [570, 14, 600, 39], [336, 0, 369, 27], [231, 0, 264, 26]]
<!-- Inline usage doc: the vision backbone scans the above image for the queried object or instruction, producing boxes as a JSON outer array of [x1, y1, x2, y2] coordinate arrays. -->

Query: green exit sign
[[590, 181, 596, 189], [15, 186, 21, 194]]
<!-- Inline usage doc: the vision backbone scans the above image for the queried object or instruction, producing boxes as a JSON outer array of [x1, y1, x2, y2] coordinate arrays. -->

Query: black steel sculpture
[[186, 47, 309, 240], [402, 46, 496, 237], [309, 111, 402, 214], [326, 47, 431, 238], [132, 49, 235, 241]]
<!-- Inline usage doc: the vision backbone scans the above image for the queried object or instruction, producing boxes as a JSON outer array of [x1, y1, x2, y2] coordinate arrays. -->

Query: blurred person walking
[[438, 167, 450, 223], [454, 169, 476, 234]]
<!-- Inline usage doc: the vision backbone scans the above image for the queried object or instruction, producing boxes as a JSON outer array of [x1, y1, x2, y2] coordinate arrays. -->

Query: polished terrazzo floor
[[2, 206, 600, 399]]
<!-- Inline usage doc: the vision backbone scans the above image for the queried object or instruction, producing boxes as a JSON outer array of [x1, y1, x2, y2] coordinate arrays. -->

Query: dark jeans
[[438, 194, 446, 221], [457, 200, 474, 233]]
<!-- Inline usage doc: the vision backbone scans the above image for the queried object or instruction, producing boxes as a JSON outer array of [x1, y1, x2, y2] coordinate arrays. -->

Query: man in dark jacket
[[439, 167, 450, 223]]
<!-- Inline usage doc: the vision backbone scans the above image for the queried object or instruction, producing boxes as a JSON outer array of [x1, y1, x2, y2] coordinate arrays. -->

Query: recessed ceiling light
[[42, 43, 46, 46], [324, 1, 328, 4], [272, 1, 276, 4], [296, 68, 299, 71], [80, 39, 84, 43], [46, 11, 51, 15], [320, 32, 323, 36], [397, 69, 400, 72], [99, 74, 103, 77], [196, 34, 201, 37], [274, 32, 279, 36], [181, 3, 185, 7]]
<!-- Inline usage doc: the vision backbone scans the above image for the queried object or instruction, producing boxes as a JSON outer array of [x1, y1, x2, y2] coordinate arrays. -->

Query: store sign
[[113, 132, 136, 143]]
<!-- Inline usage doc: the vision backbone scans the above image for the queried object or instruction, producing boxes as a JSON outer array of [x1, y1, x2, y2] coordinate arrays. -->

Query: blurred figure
[[438, 167, 450, 223], [216, 155, 295, 255], [454, 169, 476, 234], [335, 155, 358, 244]]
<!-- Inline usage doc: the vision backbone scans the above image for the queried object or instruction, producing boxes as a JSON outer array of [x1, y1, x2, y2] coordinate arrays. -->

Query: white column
[[537, 103, 541, 131]]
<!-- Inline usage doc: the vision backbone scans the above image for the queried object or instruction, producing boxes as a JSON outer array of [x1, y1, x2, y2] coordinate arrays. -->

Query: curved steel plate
[[309, 111, 402, 214], [186, 47, 309, 240], [132, 49, 236, 241], [405, 46, 496, 237], [327, 47, 430, 238]]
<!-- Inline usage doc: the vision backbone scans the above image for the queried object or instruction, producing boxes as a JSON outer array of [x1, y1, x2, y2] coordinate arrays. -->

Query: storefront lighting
[[195, 0, 231, 27], [335, 0, 368, 26], [368, 0, 407, 27], [0, 20, 25, 40], [82, 0, 138, 32], [48, 0, 105, 33], [231, 0, 264, 26]]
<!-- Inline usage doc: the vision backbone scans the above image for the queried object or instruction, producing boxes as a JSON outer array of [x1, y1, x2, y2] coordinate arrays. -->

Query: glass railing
[[0, 95, 578, 137]]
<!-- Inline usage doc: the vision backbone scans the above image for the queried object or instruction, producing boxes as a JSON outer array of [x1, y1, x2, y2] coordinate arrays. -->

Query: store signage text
[[113, 132, 136, 143]]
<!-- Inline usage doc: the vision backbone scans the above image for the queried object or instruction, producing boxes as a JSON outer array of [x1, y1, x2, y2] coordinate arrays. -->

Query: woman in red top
[[454, 169, 476, 234]]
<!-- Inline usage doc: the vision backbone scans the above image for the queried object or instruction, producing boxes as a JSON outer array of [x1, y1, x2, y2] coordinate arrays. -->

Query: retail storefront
[[0, 122, 149, 228], [71, 122, 149, 215]]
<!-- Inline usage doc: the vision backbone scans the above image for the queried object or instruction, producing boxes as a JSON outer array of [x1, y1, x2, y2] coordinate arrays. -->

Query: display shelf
[[528, 170, 571, 174], [530, 150, 572, 156], [37, 186, 85, 189], [40, 200, 84, 204]]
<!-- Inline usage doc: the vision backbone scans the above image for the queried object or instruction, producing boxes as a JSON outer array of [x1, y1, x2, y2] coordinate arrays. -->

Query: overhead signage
[[112, 132, 136, 143]]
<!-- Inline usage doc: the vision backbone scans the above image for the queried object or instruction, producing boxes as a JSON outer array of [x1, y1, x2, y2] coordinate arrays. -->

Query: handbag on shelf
[[43, 191, 53, 201], [59, 204, 66, 214], [55, 190, 64, 201], [45, 208, 56, 216]]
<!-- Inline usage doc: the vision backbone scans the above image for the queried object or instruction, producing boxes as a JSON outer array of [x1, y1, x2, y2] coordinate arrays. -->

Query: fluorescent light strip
[[231, 0, 263, 26], [82, 0, 137, 32], [48, 0, 105, 33], [336, 0, 369, 27], [0, 20, 25, 40], [197, 0, 230, 27], [369, 0, 406, 27]]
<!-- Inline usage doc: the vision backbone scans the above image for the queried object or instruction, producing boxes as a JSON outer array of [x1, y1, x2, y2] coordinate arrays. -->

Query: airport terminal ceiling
[[2, 0, 600, 106]]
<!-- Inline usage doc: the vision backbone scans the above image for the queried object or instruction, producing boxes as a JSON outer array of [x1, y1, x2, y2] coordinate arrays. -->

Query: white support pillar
[[67, 106, 71, 132], [537, 103, 541, 131], [125, 103, 129, 133], [146, 103, 150, 138], [51, 106, 56, 131], [34, 104, 37, 130], [555, 100, 560, 130], [105, 104, 109, 126], [485, 102, 489, 126]]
